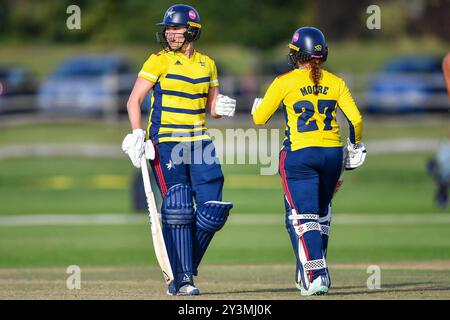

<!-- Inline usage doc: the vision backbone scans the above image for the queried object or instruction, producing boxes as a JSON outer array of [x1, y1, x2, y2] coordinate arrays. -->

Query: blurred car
[[0, 66, 37, 113], [37, 54, 149, 116], [365, 55, 449, 113]]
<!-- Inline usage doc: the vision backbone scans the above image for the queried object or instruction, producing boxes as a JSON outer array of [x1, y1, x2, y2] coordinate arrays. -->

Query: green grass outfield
[[0, 152, 445, 215]]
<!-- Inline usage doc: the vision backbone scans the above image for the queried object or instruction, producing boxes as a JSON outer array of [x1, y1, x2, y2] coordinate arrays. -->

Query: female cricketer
[[252, 27, 366, 296], [122, 4, 235, 296]]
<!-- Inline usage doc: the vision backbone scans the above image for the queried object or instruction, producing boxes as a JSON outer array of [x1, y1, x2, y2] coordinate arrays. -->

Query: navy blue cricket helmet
[[287, 27, 328, 67], [157, 4, 202, 43]]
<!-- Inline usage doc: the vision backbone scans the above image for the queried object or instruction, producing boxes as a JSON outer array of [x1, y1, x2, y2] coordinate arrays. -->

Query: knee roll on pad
[[192, 201, 233, 275], [196, 201, 233, 232], [161, 184, 195, 225]]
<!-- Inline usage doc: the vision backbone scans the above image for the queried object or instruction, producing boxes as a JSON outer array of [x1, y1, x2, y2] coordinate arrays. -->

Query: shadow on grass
[[203, 282, 450, 297], [330, 282, 427, 290], [330, 283, 450, 297], [202, 287, 298, 296]]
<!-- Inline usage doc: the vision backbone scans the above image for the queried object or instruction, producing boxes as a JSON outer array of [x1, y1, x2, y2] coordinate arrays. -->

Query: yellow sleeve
[[338, 79, 363, 144], [138, 53, 165, 83], [253, 78, 285, 125], [209, 59, 219, 88]]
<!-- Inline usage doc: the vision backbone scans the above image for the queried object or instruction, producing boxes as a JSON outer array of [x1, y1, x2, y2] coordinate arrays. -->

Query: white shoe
[[179, 284, 200, 296], [300, 275, 329, 296], [167, 284, 200, 296]]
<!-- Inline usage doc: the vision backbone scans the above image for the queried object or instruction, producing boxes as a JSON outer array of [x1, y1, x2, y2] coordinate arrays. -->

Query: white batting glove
[[344, 138, 367, 170], [215, 94, 236, 117], [122, 129, 153, 168], [251, 97, 262, 115], [144, 140, 155, 160]]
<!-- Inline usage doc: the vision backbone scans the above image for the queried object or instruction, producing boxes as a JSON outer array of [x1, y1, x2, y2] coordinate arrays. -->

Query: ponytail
[[310, 59, 322, 95]]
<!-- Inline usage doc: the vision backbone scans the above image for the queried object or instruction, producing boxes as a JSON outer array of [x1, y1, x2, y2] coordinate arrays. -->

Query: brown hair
[[310, 59, 322, 95]]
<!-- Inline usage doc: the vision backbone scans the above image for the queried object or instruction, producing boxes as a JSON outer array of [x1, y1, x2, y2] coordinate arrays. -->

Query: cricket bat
[[140, 156, 174, 284]]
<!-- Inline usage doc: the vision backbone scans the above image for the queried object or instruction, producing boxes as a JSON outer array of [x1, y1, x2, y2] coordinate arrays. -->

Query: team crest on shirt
[[199, 61, 205, 67], [166, 160, 175, 170]]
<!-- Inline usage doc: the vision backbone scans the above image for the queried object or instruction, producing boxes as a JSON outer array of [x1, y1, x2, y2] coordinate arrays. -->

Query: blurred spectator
[[132, 171, 147, 213], [427, 140, 450, 209], [132, 170, 162, 213]]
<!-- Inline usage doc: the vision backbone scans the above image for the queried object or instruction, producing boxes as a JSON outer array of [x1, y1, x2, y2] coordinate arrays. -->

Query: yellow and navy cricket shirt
[[138, 49, 219, 143], [253, 69, 363, 151]]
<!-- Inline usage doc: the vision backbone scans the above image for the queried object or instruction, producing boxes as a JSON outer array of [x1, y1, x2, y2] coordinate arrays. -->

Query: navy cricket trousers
[[279, 146, 343, 218]]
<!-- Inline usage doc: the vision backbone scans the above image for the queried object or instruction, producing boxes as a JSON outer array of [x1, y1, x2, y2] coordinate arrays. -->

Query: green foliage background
[[1, 0, 310, 48]]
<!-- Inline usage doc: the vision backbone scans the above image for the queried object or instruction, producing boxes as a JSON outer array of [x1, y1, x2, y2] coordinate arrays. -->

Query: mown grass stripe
[[1, 213, 450, 226]]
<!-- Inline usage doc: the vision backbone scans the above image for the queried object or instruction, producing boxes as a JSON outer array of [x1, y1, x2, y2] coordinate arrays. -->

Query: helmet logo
[[314, 44, 322, 51], [189, 10, 197, 19], [292, 32, 299, 42], [166, 9, 175, 18]]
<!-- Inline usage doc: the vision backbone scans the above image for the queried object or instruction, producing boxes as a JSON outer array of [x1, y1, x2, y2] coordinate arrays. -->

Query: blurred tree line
[[0, 0, 449, 48], [0, 0, 309, 49]]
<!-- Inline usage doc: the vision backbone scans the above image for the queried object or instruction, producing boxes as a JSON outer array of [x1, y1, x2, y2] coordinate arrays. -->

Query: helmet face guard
[[287, 44, 328, 67], [156, 5, 202, 51], [156, 28, 185, 51]]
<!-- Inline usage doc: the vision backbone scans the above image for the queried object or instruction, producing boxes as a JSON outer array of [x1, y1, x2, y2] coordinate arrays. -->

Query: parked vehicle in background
[[0, 66, 37, 113], [37, 54, 150, 117], [365, 55, 449, 113]]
